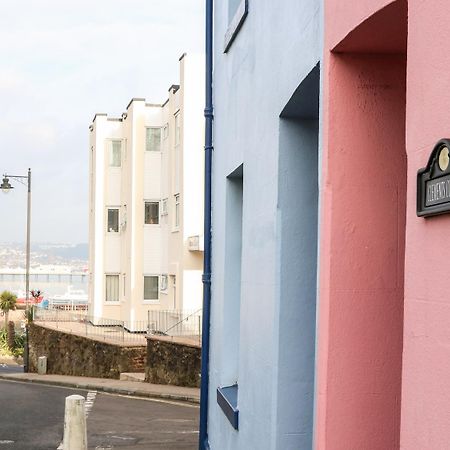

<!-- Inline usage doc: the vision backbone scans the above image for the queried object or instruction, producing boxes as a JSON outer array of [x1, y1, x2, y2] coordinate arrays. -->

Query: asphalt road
[[88, 394, 199, 449], [0, 379, 199, 450], [0, 379, 87, 449], [0, 364, 24, 374]]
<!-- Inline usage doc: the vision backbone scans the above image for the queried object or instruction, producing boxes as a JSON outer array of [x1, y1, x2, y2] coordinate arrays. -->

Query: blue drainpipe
[[199, 0, 213, 448]]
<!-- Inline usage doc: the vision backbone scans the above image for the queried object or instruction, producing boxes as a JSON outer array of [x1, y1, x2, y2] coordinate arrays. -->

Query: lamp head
[[1, 176, 13, 194]]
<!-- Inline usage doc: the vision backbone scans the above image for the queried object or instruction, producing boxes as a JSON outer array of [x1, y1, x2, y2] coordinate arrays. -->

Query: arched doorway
[[316, 1, 407, 448]]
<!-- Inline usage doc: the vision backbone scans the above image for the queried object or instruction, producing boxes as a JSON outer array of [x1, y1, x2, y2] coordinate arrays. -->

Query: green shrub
[[7, 321, 14, 349], [0, 327, 25, 357]]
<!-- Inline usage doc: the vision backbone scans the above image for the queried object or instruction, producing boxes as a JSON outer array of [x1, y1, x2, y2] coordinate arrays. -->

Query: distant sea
[[0, 274, 87, 299], [0, 242, 88, 299]]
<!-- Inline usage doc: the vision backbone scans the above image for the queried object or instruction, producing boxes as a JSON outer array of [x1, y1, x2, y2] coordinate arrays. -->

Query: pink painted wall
[[326, 0, 399, 51], [401, 1, 450, 448], [320, 0, 450, 448], [316, 1, 407, 448]]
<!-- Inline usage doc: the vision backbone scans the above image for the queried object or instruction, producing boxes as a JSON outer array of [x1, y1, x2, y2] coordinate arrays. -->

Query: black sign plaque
[[417, 139, 450, 217]]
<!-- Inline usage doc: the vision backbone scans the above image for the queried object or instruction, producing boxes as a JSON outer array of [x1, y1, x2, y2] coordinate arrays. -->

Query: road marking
[[85, 390, 97, 418], [0, 440, 14, 444], [100, 391, 199, 408], [110, 435, 134, 440], [159, 430, 199, 434]]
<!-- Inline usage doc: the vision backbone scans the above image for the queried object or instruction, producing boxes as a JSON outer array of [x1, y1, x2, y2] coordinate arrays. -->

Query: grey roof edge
[[92, 113, 107, 123], [168, 84, 180, 94], [126, 97, 146, 110]]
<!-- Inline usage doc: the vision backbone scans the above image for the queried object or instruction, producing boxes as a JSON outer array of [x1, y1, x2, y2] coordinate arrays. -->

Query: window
[[107, 208, 119, 232], [174, 144, 180, 192], [224, 0, 248, 53], [174, 194, 180, 228], [144, 276, 159, 301], [174, 112, 181, 146], [160, 275, 168, 292], [171, 275, 176, 309], [161, 198, 168, 216], [110, 140, 122, 167], [163, 123, 169, 140], [105, 275, 119, 302], [218, 166, 243, 424], [229, 0, 241, 18], [145, 201, 159, 225], [146, 127, 161, 152]]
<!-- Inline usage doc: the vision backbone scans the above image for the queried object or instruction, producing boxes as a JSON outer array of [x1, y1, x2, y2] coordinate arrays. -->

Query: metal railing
[[33, 308, 147, 346], [33, 307, 203, 346], [147, 309, 202, 345], [47, 302, 88, 312]]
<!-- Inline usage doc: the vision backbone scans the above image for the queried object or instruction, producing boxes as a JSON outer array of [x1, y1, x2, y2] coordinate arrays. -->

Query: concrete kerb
[[0, 373, 200, 405]]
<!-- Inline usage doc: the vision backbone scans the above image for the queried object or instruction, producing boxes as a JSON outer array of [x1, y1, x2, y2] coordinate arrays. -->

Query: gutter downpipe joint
[[199, 0, 213, 449]]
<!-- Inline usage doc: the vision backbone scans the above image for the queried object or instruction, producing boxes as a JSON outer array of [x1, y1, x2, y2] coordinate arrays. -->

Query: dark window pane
[[145, 202, 159, 224], [108, 209, 119, 232]]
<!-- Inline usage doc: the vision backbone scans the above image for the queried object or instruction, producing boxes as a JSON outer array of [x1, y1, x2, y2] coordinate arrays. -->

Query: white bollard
[[62, 395, 87, 450], [37, 356, 47, 375]]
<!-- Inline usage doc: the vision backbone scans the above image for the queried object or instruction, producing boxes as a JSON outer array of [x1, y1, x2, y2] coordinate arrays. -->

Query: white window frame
[[161, 198, 168, 216], [105, 274, 120, 303], [109, 139, 122, 167], [163, 123, 169, 140], [174, 111, 181, 147], [107, 208, 120, 233], [160, 275, 168, 293], [174, 194, 180, 230], [143, 275, 160, 303], [145, 127, 162, 152], [144, 200, 160, 225]]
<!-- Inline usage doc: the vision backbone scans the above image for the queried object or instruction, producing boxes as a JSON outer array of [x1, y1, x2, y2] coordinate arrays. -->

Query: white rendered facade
[[88, 54, 204, 328]]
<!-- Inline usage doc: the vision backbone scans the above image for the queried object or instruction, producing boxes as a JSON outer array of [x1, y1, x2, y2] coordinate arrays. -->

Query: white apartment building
[[88, 54, 204, 329]]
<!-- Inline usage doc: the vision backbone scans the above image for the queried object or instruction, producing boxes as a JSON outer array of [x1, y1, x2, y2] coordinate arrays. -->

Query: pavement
[[0, 370, 200, 404]]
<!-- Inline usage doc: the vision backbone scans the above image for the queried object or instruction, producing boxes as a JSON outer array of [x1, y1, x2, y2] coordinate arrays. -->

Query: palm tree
[[0, 291, 17, 330]]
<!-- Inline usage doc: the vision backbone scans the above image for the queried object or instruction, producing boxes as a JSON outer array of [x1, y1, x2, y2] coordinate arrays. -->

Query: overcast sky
[[0, 0, 204, 245]]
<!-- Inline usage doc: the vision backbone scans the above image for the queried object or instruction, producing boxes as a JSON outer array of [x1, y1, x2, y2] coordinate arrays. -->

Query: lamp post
[[1, 168, 32, 372]]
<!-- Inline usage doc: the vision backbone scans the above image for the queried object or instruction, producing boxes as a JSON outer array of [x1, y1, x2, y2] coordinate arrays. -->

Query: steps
[[119, 372, 145, 382]]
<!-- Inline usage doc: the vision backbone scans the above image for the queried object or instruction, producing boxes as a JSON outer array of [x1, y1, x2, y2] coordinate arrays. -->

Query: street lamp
[[2, 168, 32, 373], [1, 177, 13, 192]]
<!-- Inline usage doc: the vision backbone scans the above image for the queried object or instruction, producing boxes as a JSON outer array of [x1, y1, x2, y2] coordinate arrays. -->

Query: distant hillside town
[[0, 243, 88, 271]]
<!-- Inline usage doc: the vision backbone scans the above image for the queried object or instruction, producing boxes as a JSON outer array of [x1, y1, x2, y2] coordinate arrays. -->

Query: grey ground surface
[[88, 394, 199, 449], [0, 377, 199, 450], [0, 363, 23, 374], [0, 379, 87, 449]]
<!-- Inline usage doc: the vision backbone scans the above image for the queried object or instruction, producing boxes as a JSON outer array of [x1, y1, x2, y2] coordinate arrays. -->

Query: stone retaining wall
[[145, 336, 201, 388], [28, 323, 146, 379]]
